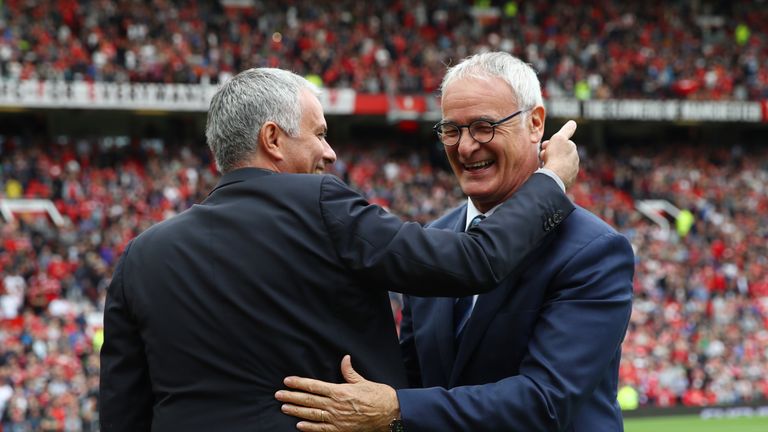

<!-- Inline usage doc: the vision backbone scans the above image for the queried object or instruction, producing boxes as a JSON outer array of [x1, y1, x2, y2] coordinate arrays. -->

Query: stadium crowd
[[1, 134, 767, 429], [612, 144, 768, 407], [1, 0, 766, 100]]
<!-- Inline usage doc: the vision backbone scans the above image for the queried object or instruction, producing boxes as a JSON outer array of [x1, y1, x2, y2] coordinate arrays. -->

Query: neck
[[231, 155, 280, 173], [469, 200, 496, 214], [468, 195, 503, 214], [470, 167, 537, 211]]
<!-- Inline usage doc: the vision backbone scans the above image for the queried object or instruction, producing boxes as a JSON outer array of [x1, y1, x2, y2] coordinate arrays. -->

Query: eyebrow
[[441, 115, 496, 124]]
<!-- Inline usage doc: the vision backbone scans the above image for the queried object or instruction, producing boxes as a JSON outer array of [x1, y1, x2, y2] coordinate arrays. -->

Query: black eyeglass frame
[[433, 109, 529, 146]]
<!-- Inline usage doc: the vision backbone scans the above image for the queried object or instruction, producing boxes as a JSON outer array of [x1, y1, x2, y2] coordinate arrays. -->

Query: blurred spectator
[[0, 0, 765, 100]]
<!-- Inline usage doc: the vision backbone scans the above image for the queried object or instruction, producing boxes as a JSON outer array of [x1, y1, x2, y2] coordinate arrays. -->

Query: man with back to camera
[[99, 66, 580, 431], [277, 52, 635, 431]]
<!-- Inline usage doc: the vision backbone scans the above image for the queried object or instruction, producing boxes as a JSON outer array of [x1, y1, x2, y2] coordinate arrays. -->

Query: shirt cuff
[[535, 168, 566, 193]]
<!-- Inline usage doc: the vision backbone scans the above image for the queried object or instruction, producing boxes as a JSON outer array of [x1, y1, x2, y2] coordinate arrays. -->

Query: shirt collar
[[465, 198, 503, 231]]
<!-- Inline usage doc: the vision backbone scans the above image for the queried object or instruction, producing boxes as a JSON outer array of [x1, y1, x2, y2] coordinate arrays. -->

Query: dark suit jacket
[[99, 168, 573, 431], [397, 205, 635, 431]]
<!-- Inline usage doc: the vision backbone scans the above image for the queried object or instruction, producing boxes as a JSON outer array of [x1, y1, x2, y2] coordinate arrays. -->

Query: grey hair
[[206, 68, 318, 173], [440, 52, 543, 112]]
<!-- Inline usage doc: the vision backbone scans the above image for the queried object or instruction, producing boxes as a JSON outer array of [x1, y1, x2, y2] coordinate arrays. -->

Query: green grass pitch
[[624, 415, 768, 432]]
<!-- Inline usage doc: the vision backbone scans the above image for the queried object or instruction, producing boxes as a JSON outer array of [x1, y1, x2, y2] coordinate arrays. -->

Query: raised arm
[[322, 121, 579, 297]]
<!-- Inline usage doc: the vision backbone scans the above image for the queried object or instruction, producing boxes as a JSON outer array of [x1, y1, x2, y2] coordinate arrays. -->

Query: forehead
[[299, 89, 326, 127], [441, 76, 517, 121]]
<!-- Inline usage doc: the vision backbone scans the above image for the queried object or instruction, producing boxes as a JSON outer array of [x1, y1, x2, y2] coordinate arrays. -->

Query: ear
[[259, 121, 284, 162], [528, 105, 546, 144]]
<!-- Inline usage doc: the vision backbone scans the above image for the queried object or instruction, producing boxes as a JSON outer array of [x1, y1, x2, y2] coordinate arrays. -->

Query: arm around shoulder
[[319, 174, 574, 297]]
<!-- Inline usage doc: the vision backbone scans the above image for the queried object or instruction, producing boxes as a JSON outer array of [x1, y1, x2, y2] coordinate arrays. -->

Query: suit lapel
[[432, 207, 468, 381], [450, 277, 518, 384]]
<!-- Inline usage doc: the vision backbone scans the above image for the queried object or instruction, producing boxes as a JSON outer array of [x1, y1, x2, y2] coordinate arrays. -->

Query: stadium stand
[[0, 0, 766, 100]]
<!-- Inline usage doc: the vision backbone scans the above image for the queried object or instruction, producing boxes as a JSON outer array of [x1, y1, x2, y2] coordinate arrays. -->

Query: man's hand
[[541, 120, 579, 189], [275, 355, 399, 432]]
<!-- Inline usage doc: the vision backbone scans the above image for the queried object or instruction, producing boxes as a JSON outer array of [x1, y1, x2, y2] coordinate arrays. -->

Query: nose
[[323, 139, 337, 164], [456, 129, 481, 160]]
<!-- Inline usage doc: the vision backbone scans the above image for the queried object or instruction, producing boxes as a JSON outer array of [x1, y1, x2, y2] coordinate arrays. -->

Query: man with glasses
[[277, 52, 635, 431]]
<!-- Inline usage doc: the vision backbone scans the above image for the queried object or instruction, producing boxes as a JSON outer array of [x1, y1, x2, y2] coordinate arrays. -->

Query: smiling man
[[277, 52, 635, 432], [439, 87, 541, 214]]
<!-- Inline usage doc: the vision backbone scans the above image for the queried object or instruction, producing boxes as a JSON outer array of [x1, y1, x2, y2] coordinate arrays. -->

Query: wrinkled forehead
[[299, 88, 326, 127]]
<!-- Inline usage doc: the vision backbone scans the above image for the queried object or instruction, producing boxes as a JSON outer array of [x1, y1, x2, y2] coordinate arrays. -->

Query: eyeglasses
[[433, 109, 529, 146]]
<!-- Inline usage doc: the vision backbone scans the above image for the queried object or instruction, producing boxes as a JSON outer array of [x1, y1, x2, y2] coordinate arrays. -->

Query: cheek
[[444, 149, 460, 166]]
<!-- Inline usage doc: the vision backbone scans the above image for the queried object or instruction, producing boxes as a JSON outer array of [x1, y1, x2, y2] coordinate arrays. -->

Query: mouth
[[463, 160, 495, 172], [314, 166, 325, 174]]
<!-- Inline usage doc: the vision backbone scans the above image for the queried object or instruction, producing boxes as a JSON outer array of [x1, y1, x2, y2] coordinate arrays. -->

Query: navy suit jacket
[[397, 204, 634, 431], [99, 169, 574, 431]]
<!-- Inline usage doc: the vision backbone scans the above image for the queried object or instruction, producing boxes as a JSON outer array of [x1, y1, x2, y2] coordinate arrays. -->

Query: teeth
[[465, 160, 493, 169]]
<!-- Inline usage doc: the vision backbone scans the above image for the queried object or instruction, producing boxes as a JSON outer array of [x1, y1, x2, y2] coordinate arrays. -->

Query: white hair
[[205, 68, 319, 173], [440, 52, 543, 112]]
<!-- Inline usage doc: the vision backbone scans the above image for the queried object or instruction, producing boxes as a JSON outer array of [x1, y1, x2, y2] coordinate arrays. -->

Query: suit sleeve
[[100, 242, 153, 432], [399, 294, 422, 388], [396, 232, 635, 431], [320, 172, 574, 297]]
